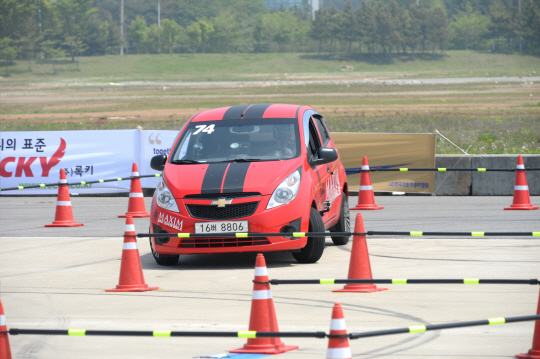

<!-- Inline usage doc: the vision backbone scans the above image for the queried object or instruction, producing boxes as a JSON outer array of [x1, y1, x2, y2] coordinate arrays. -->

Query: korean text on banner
[[0, 130, 137, 195], [331, 133, 436, 193]]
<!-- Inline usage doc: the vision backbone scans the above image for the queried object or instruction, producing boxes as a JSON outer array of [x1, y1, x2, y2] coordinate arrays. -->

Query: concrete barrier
[[435, 155, 540, 196]]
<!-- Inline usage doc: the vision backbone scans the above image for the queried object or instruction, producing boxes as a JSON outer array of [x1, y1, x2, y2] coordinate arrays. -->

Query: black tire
[[149, 237, 179, 266], [292, 207, 325, 263], [330, 194, 350, 246]]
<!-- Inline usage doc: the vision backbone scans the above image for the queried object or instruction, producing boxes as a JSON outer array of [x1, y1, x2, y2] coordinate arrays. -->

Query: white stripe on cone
[[361, 165, 369, 170], [326, 347, 352, 359], [359, 185, 373, 191], [252, 290, 272, 300], [57, 201, 72, 206], [132, 172, 140, 176], [516, 164, 525, 169], [0, 314, 5, 326], [129, 193, 144, 197], [125, 224, 136, 232], [59, 179, 67, 184], [254, 266, 268, 276], [330, 319, 347, 330], [123, 242, 138, 250], [515, 185, 529, 191]]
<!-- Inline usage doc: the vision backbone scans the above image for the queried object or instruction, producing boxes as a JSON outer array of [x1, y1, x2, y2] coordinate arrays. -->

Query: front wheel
[[292, 207, 325, 263], [330, 194, 350, 246], [149, 235, 179, 266]]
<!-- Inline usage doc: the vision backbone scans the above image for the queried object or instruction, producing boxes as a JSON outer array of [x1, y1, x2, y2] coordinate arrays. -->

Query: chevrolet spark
[[149, 103, 350, 265]]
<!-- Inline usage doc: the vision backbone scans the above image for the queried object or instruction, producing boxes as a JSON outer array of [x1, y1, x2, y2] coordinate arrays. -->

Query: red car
[[149, 104, 350, 265]]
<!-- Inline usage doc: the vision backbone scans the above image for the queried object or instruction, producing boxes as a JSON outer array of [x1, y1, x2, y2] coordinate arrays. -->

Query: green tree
[[309, 8, 332, 55], [427, 7, 452, 53], [211, 10, 241, 53], [161, 19, 184, 54], [408, 3, 430, 53], [451, 1, 489, 50], [253, 13, 277, 52], [145, 23, 162, 54], [0, 37, 17, 75], [337, 2, 358, 55], [520, 1, 540, 54], [129, 16, 148, 53], [197, 17, 214, 53], [187, 22, 202, 53], [63, 36, 87, 68], [40, 39, 66, 74]]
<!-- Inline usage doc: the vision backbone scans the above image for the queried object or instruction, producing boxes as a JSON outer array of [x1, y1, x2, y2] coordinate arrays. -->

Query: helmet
[[273, 124, 294, 142]]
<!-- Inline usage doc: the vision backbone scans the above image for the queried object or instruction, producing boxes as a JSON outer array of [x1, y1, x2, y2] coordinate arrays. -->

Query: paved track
[[1, 195, 539, 358]]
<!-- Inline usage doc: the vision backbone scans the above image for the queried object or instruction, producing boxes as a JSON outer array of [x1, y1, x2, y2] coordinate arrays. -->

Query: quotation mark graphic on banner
[[149, 134, 161, 145]]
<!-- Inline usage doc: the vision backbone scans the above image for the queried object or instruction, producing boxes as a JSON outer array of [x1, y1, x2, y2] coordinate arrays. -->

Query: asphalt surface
[[1, 195, 539, 358]]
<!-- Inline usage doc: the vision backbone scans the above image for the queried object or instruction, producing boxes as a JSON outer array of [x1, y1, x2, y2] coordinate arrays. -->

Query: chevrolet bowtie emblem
[[211, 198, 232, 207]]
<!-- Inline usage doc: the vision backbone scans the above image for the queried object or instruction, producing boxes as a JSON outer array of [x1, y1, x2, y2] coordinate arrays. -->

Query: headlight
[[267, 168, 301, 209], [155, 180, 179, 213]]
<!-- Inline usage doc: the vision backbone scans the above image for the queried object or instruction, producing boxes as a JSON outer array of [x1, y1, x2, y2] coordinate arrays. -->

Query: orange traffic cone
[[230, 254, 298, 354], [119, 163, 150, 218], [350, 156, 384, 210], [505, 155, 539, 210], [0, 296, 13, 359], [45, 169, 84, 227], [106, 216, 158, 292], [516, 287, 540, 358], [326, 303, 351, 359], [333, 213, 387, 293]]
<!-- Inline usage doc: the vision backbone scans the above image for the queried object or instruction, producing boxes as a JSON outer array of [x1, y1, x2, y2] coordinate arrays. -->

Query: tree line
[[0, 0, 539, 74]]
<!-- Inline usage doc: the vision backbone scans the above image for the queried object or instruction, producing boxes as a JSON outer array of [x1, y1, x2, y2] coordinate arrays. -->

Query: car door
[[311, 115, 341, 222], [306, 116, 332, 220]]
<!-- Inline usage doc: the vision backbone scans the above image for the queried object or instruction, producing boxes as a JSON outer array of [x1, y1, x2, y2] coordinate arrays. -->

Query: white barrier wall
[[0, 130, 179, 195]]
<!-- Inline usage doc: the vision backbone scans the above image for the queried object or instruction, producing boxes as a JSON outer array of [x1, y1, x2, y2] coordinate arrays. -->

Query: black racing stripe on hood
[[242, 104, 272, 119], [222, 105, 250, 120], [222, 162, 250, 193], [201, 163, 229, 194]]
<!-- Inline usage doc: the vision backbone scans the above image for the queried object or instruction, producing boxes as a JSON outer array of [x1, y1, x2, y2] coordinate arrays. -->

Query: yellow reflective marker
[[533, 232, 540, 236], [236, 233, 248, 238], [18, 186, 24, 190], [293, 232, 305, 237], [488, 318, 505, 325], [464, 278, 480, 284], [477, 168, 486, 172], [81, 181, 86, 185], [472, 232, 484, 236], [177, 233, 190, 238], [155, 174, 161, 177], [153, 330, 171, 337], [438, 168, 447, 171], [392, 278, 407, 284], [40, 184, 46, 187], [409, 325, 426, 333], [400, 168, 408, 171], [99, 180, 104, 183], [238, 331, 257, 338], [117, 178, 122, 181], [320, 279, 335, 285], [68, 329, 86, 336], [410, 231, 423, 236]]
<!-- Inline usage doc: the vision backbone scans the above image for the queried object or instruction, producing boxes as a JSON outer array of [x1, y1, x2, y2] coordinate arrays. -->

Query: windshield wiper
[[227, 158, 267, 163], [171, 159, 201, 164]]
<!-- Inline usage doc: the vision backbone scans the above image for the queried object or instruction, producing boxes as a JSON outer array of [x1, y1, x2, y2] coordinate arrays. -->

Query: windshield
[[170, 118, 300, 163]]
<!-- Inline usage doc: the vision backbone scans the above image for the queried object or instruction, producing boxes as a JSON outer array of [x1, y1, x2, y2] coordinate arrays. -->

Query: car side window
[[307, 119, 322, 162], [312, 116, 330, 146]]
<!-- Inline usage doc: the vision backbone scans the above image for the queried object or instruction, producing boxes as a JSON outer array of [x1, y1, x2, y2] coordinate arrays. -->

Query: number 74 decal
[[193, 124, 215, 135]]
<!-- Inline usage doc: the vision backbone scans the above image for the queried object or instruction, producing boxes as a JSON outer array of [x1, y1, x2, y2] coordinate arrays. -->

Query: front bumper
[[149, 194, 309, 255]]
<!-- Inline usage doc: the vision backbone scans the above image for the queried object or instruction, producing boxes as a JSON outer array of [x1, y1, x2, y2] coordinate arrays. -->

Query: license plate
[[195, 221, 249, 234]]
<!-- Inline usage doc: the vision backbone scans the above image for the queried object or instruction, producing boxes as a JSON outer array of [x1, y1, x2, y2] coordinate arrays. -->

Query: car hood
[[164, 160, 302, 198]]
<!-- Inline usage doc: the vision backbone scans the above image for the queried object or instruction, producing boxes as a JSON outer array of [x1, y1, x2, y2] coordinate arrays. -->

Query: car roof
[[190, 104, 311, 122]]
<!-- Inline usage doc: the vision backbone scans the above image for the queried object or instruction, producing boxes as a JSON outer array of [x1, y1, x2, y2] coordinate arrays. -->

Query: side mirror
[[311, 147, 338, 166], [150, 155, 167, 172]]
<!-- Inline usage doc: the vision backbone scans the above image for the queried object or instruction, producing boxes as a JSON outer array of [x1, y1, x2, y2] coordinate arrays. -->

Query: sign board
[[331, 133, 436, 193]]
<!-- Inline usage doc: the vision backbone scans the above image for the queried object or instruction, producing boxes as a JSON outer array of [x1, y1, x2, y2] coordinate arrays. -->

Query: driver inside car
[[273, 124, 296, 156]]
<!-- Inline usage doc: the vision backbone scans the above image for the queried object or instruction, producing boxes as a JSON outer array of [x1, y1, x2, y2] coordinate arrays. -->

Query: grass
[[2, 50, 540, 83], [1, 51, 539, 154]]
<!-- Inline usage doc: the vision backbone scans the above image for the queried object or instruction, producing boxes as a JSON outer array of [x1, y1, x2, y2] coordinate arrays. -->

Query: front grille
[[179, 237, 270, 248], [184, 192, 261, 200], [186, 202, 259, 220]]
